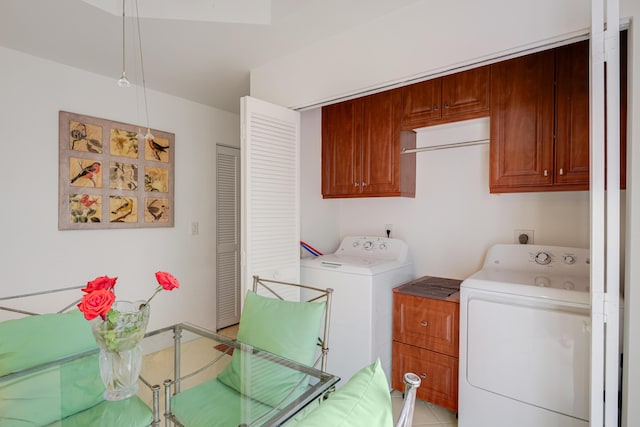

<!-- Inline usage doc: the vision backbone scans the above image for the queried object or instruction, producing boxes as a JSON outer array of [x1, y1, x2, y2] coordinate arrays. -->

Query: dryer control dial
[[534, 251, 552, 265], [563, 255, 576, 265], [363, 241, 373, 250]]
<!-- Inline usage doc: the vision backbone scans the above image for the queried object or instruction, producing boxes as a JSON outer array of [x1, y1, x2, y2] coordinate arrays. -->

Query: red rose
[[77, 289, 115, 320], [155, 271, 180, 291], [82, 275, 117, 293]]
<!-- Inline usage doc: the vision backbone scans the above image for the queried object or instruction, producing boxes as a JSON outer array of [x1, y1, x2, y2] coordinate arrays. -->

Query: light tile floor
[[219, 324, 458, 426], [391, 391, 458, 426]]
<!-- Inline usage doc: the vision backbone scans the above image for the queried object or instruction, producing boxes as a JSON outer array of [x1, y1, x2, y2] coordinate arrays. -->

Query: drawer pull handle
[[420, 321, 428, 327], [420, 373, 427, 379]]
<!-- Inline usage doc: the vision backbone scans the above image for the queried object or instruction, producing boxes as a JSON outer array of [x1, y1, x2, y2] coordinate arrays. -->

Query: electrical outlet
[[514, 229, 534, 245], [385, 224, 393, 238]]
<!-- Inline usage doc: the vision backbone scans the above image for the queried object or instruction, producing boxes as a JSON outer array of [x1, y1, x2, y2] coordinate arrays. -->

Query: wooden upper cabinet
[[441, 65, 491, 119], [401, 66, 490, 129], [322, 90, 416, 198], [322, 98, 362, 196], [491, 32, 627, 193], [490, 50, 555, 191], [400, 78, 442, 126], [555, 40, 590, 186]]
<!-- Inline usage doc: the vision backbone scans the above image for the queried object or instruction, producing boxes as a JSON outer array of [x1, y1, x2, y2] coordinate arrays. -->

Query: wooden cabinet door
[[361, 90, 402, 195], [392, 341, 458, 412], [555, 40, 590, 186], [400, 78, 442, 128], [442, 65, 490, 120], [490, 50, 555, 192], [393, 293, 459, 356], [322, 99, 363, 196]]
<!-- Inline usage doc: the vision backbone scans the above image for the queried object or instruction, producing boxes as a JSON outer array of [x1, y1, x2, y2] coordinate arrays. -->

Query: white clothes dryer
[[459, 244, 591, 427], [301, 236, 414, 386]]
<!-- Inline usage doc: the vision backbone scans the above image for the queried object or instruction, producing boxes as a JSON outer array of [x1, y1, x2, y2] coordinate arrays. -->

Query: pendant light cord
[[121, 0, 126, 77], [135, 0, 151, 132]]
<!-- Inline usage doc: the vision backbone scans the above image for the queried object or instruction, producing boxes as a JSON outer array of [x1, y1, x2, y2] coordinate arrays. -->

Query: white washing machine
[[459, 244, 591, 427], [301, 236, 414, 386]]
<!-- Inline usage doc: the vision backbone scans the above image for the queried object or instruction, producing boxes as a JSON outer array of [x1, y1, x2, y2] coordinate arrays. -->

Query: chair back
[[252, 275, 333, 372]]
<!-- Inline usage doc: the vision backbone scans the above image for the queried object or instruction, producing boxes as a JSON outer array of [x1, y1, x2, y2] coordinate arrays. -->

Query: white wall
[[299, 111, 590, 280], [251, 0, 591, 110], [0, 47, 240, 331]]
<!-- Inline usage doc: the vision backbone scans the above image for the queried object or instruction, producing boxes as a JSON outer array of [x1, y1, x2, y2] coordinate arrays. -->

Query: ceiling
[[0, 0, 418, 113]]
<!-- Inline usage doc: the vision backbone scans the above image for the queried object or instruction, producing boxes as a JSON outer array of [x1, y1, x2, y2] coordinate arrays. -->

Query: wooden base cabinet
[[392, 278, 461, 412], [392, 342, 458, 411]]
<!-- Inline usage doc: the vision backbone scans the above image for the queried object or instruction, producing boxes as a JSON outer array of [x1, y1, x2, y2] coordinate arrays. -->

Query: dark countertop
[[393, 276, 462, 303]]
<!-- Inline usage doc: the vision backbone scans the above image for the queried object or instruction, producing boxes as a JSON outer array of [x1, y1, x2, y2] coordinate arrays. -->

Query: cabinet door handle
[[362, 182, 367, 187], [420, 373, 427, 379], [433, 105, 439, 111], [444, 102, 449, 108], [354, 182, 359, 187], [420, 321, 428, 327], [559, 168, 564, 176], [543, 169, 549, 177]]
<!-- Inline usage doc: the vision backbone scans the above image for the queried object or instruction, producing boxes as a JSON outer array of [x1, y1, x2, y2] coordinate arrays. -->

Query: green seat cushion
[[0, 310, 97, 376], [294, 359, 393, 427], [50, 396, 152, 427], [0, 311, 109, 425], [0, 353, 105, 425], [171, 378, 275, 427], [217, 291, 326, 407]]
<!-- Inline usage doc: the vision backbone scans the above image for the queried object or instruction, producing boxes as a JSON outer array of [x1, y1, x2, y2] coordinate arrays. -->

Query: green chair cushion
[[171, 378, 275, 427], [0, 310, 97, 376], [0, 310, 109, 425], [217, 291, 326, 407], [50, 396, 152, 427], [294, 359, 393, 427]]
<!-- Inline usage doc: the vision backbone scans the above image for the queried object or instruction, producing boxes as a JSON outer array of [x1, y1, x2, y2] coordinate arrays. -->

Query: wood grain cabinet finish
[[322, 89, 416, 198], [392, 290, 460, 412], [489, 49, 556, 191], [490, 34, 627, 193], [400, 66, 490, 130]]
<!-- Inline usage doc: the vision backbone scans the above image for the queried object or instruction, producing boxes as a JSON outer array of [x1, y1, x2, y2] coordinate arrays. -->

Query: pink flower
[[155, 271, 180, 291]]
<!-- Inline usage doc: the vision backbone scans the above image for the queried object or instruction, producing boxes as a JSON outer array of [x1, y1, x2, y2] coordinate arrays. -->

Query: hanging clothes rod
[[401, 138, 489, 154]]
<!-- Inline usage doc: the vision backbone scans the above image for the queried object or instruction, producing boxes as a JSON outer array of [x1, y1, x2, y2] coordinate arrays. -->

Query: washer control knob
[[534, 251, 552, 265], [563, 255, 576, 265], [379, 243, 387, 250], [352, 241, 360, 247], [363, 241, 373, 250]]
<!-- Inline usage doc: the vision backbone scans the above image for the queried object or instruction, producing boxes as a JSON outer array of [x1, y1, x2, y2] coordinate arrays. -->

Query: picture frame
[[58, 111, 175, 230]]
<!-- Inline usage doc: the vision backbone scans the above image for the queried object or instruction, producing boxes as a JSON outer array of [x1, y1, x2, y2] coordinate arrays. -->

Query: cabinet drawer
[[393, 293, 459, 356], [392, 341, 458, 412]]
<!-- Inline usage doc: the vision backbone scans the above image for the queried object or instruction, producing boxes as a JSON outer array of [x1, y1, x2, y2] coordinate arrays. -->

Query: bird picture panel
[[59, 111, 175, 230]]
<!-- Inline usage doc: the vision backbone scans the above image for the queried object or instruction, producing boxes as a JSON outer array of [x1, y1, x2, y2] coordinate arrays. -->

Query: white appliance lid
[[300, 236, 410, 275], [462, 244, 591, 305]]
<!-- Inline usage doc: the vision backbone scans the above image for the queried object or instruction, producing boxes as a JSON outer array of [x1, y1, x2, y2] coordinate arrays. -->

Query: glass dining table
[[138, 323, 340, 426]]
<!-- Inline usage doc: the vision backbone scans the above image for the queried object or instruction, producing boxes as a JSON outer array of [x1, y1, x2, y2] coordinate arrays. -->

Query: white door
[[590, 0, 621, 425], [216, 144, 241, 329], [240, 96, 300, 301]]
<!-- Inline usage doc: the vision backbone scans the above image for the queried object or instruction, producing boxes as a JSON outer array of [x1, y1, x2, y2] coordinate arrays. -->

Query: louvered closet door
[[241, 96, 300, 302], [216, 145, 241, 329]]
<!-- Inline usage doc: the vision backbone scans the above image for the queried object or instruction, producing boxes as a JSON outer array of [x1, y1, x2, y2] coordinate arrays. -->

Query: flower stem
[[141, 286, 162, 308]]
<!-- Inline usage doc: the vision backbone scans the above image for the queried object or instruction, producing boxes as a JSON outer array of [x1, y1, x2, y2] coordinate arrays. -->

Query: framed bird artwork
[[58, 111, 175, 230]]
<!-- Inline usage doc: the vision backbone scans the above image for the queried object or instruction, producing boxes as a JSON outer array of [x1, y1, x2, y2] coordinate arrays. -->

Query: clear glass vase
[[90, 300, 150, 400]]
